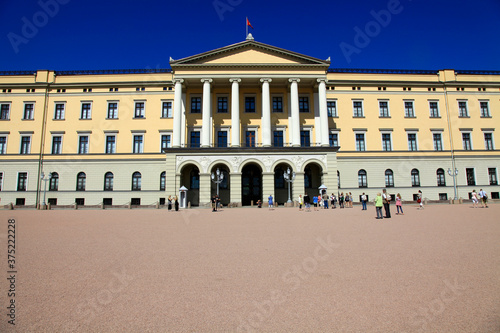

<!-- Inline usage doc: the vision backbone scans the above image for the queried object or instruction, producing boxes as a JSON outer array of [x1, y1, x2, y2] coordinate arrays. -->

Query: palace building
[[0, 35, 499, 207]]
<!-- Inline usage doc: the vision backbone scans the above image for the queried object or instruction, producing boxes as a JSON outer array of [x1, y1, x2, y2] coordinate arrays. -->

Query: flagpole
[[246, 16, 248, 38]]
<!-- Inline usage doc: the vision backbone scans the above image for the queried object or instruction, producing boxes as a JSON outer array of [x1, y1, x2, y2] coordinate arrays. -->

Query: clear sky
[[1, 0, 499, 71]]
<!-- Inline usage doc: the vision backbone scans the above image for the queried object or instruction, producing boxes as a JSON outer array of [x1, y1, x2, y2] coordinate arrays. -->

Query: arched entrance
[[242, 163, 262, 206], [304, 162, 323, 197], [210, 164, 230, 206], [274, 163, 293, 205], [180, 164, 200, 206]]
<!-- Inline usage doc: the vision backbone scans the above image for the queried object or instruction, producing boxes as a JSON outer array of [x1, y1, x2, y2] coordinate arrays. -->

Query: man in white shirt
[[478, 189, 488, 208]]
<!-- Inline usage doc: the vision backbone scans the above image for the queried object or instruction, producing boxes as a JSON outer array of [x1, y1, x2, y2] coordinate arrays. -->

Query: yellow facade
[[0, 39, 499, 207]]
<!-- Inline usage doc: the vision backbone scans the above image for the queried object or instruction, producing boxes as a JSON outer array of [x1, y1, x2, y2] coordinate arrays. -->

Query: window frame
[[80, 101, 92, 120], [466, 168, 475, 186], [488, 168, 498, 185], [480, 101, 490, 118], [217, 96, 228, 114], [429, 101, 440, 118], [458, 100, 469, 118], [17, 172, 28, 191], [327, 100, 337, 117], [104, 172, 114, 191], [105, 135, 116, 154], [132, 171, 142, 191], [134, 101, 145, 118], [299, 95, 310, 113], [54, 102, 65, 120], [0, 135, 7, 154], [20, 135, 31, 154], [436, 168, 446, 186], [358, 169, 368, 188], [190, 96, 202, 114], [23, 102, 34, 120], [161, 100, 173, 118], [433, 132, 443, 151], [78, 135, 89, 154], [76, 172, 86, 191], [51, 135, 62, 155], [132, 134, 144, 154], [411, 169, 420, 187], [484, 132, 494, 150], [272, 95, 283, 113], [107, 101, 119, 119], [404, 100, 415, 118], [190, 130, 201, 148], [355, 132, 366, 152], [0, 103, 11, 120], [462, 132, 472, 151], [381, 132, 392, 151], [244, 96, 256, 113], [385, 169, 394, 187], [378, 100, 390, 118], [407, 132, 418, 151], [353, 100, 364, 118]]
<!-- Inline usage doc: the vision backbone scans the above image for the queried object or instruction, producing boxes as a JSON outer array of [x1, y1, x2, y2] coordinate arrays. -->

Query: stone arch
[[303, 161, 324, 197], [179, 163, 200, 206], [238, 158, 266, 174], [210, 162, 231, 205], [273, 161, 295, 205]]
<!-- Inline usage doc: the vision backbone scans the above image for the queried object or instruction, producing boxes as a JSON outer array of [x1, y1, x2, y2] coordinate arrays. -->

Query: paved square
[[1, 204, 499, 332]]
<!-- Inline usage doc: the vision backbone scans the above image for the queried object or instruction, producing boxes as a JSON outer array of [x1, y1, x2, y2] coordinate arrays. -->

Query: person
[[345, 192, 350, 208], [417, 190, 424, 209], [361, 192, 367, 210], [478, 189, 488, 208], [395, 193, 404, 215], [174, 196, 179, 211], [323, 193, 329, 209], [215, 195, 221, 211], [330, 193, 336, 209], [298, 195, 303, 211], [268, 194, 274, 210], [471, 189, 479, 208], [211, 195, 217, 212], [349, 192, 353, 208], [313, 195, 318, 211], [382, 189, 391, 218], [167, 196, 172, 211], [257, 199, 262, 208], [339, 192, 344, 208], [304, 193, 311, 212], [375, 193, 383, 219]]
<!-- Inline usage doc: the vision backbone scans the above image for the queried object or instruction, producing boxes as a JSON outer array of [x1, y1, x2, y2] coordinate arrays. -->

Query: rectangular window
[[353, 101, 363, 117], [300, 130, 310, 147], [161, 134, 171, 151], [407, 133, 418, 151], [379, 101, 389, 117], [23, 103, 34, 120], [484, 133, 494, 150], [327, 100, 337, 117], [17, 172, 28, 191], [245, 97, 255, 113], [20, 136, 31, 154], [0, 136, 6, 154], [54, 103, 65, 120], [162, 101, 173, 118], [429, 101, 439, 118], [272, 97, 283, 113], [134, 102, 145, 118], [299, 97, 309, 113], [355, 133, 366, 151], [217, 97, 228, 113], [458, 101, 468, 117], [78, 136, 89, 154], [480, 101, 490, 117], [107, 102, 118, 119], [329, 133, 338, 147], [489, 168, 498, 185], [382, 133, 392, 151], [217, 131, 228, 148], [273, 131, 284, 147], [0, 104, 10, 120], [433, 133, 443, 151], [105, 135, 116, 154], [190, 131, 200, 148], [404, 101, 415, 118], [52, 136, 62, 154], [466, 168, 475, 186], [246, 131, 256, 147], [191, 97, 201, 113], [133, 135, 143, 153], [80, 103, 92, 119], [462, 133, 472, 150]]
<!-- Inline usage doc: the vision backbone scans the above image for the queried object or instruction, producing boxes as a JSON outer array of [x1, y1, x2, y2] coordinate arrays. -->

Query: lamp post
[[448, 168, 459, 200], [211, 168, 224, 196], [283, 167, 296, 204], [40, 172, 52, 208]]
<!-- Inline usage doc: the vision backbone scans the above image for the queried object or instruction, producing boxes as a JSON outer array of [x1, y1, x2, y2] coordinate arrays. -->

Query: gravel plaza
[[1, 203, 499, 332]]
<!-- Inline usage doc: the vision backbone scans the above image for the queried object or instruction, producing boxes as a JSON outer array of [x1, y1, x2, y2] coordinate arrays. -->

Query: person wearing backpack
[[382, 189, 391, 218], [479, 189, 488, 208]]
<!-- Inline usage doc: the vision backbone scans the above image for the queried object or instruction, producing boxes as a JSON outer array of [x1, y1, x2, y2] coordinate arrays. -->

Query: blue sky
[[0, 0, 499, 71]]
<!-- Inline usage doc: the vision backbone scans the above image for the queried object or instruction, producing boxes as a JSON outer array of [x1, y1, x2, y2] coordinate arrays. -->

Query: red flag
[[247, 18, 254, 29]]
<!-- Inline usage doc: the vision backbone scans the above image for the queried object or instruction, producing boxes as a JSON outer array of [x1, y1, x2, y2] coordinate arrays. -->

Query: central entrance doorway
[[242, 163, 262, 206]]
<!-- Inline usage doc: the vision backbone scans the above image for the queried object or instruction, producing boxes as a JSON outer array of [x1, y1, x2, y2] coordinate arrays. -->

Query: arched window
[[132, 172, 141, 191], [76, 172, 86, 191], [358, 169, 368, 188], [160, 171, 166, 191], [104, 172, 113, 191], [437, 168, 446, 186], [49, 172, 59, 191], [411, 169, 420, 187], [385, 169, 394, 187]]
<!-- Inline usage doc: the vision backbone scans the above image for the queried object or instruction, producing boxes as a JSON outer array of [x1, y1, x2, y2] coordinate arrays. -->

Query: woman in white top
[[471, 190, 479, 208]]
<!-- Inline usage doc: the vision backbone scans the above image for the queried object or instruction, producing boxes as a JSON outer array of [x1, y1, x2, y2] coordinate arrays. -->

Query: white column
[[260, 78, 272, 147], [172, 79, 184, 148], [230, 78, 241, 147], [318, 79, 330, 147], [289, 78, 301, 147], [201, 78, 213, 148]]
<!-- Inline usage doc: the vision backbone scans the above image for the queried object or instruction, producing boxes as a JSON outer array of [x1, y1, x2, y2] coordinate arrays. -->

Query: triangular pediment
[[170, 40, 330, 68]]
